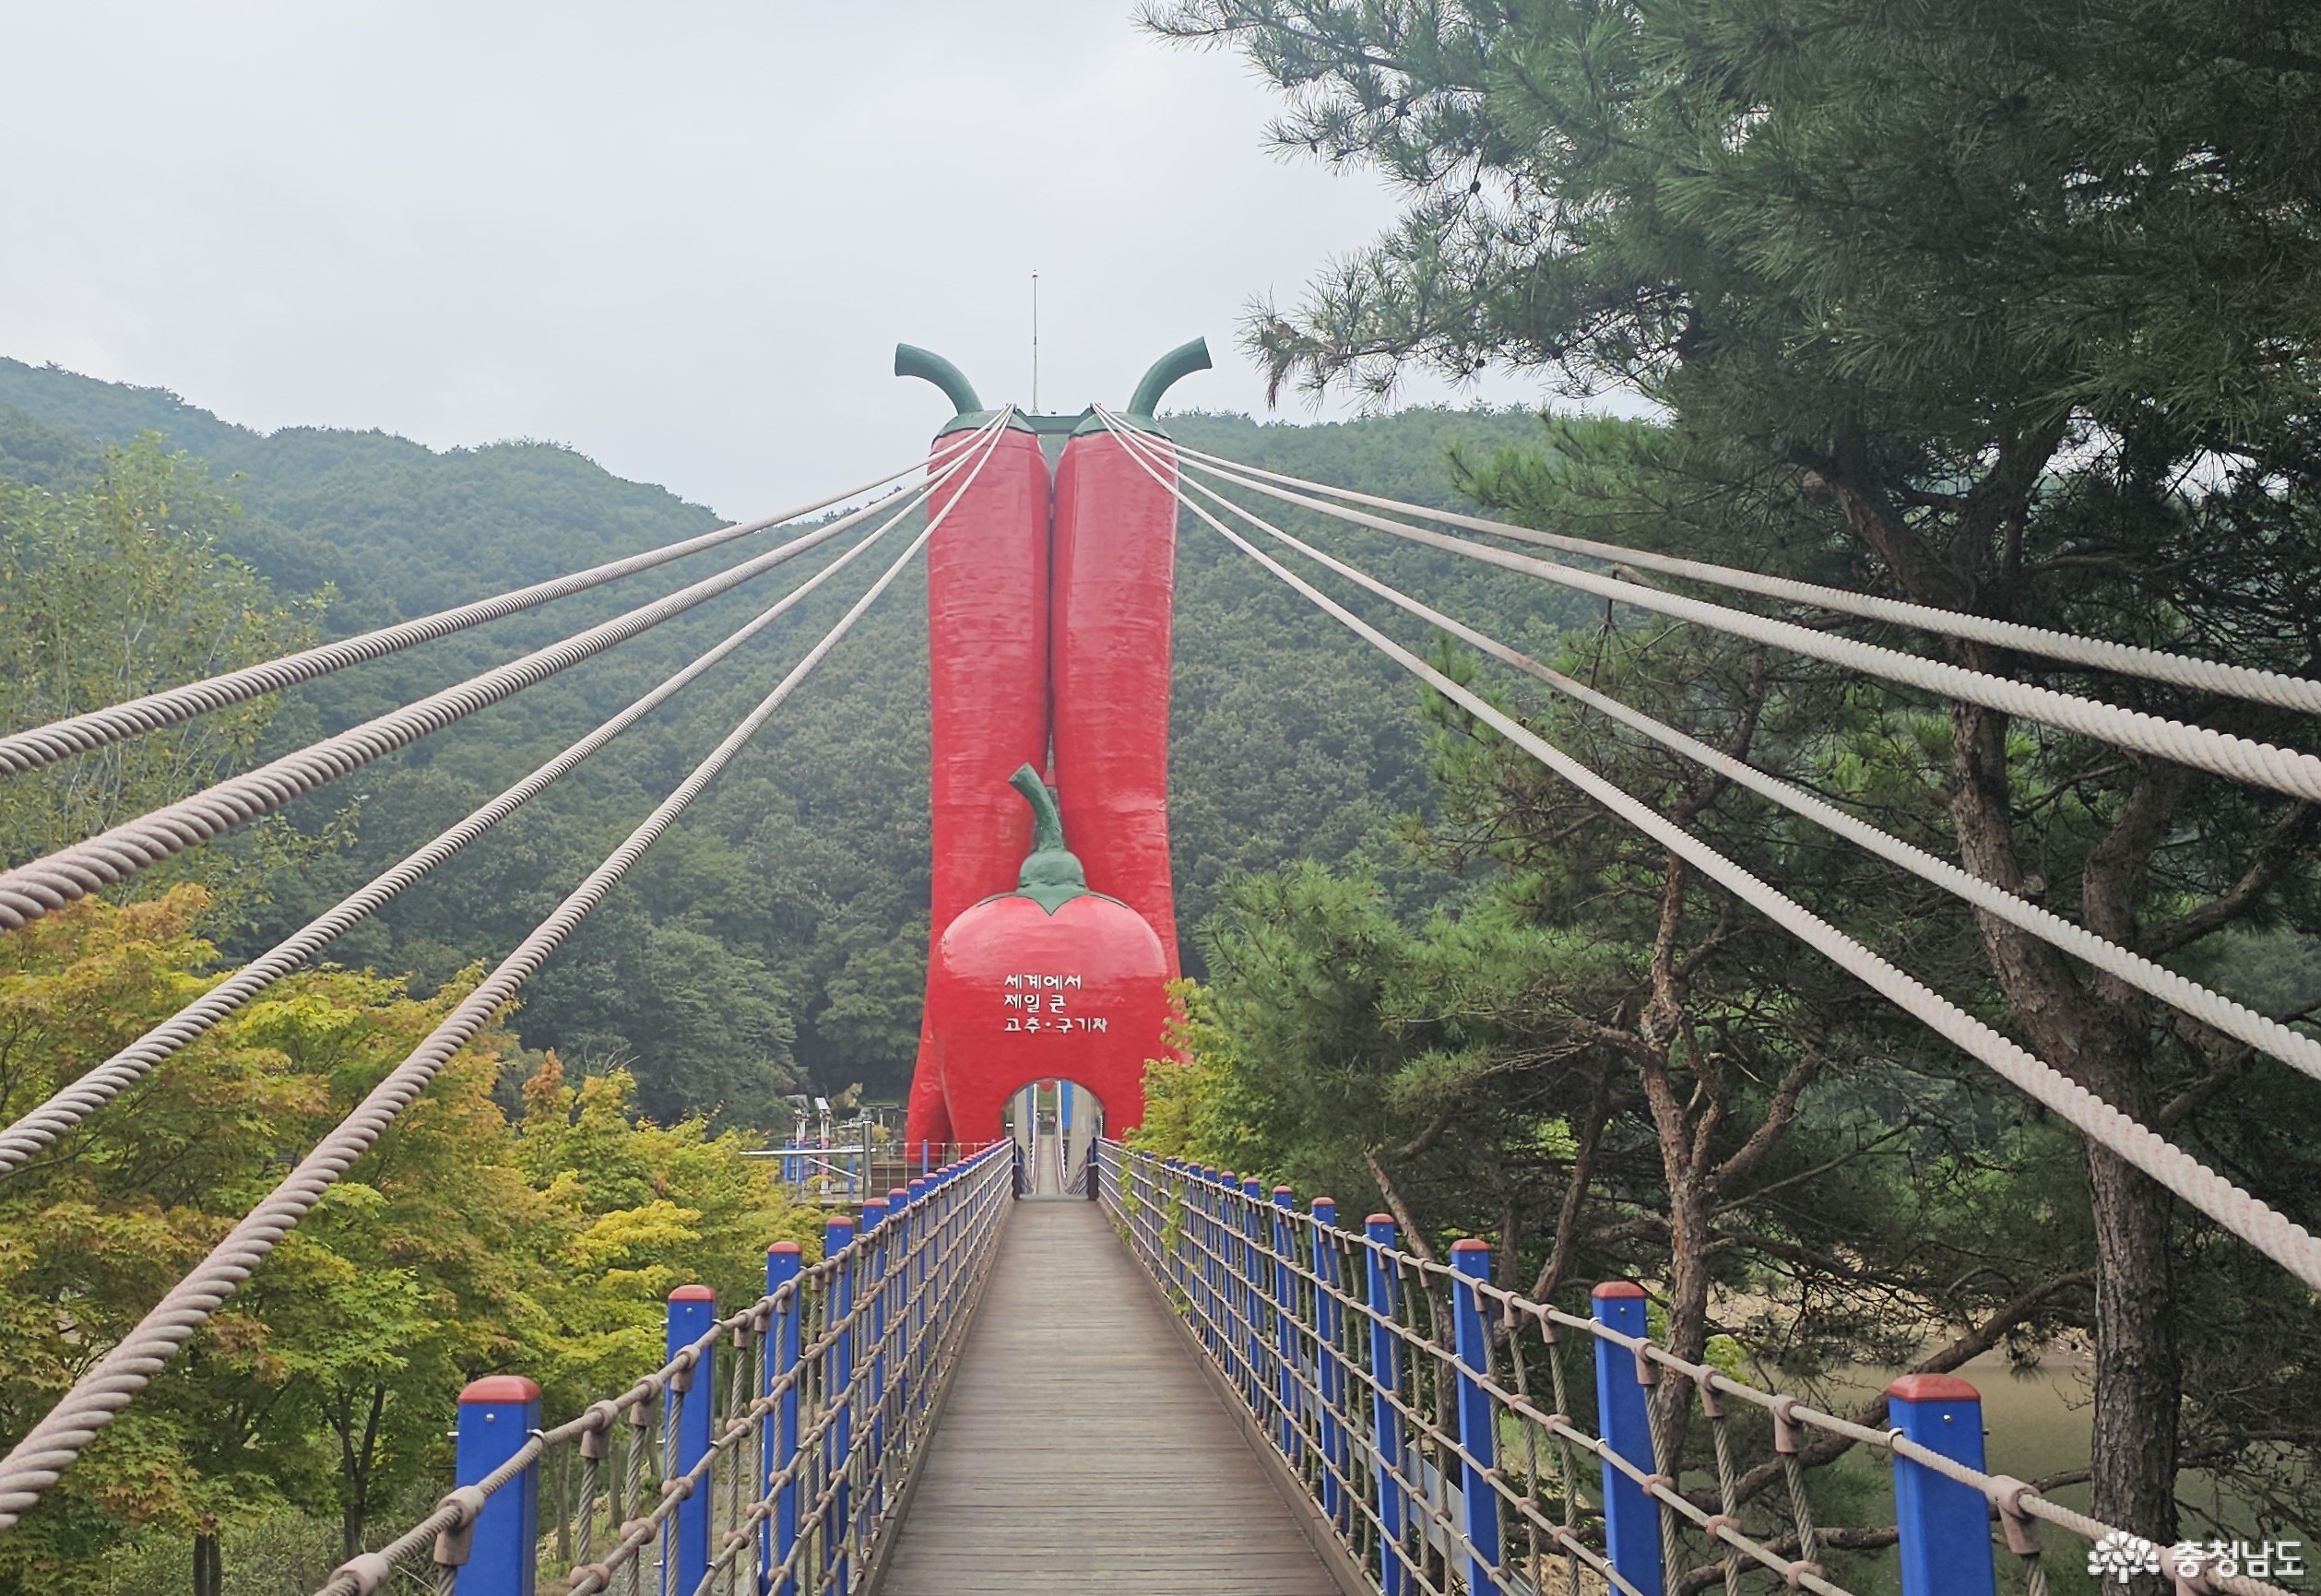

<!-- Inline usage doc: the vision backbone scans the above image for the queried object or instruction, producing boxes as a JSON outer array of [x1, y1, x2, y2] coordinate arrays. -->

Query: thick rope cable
[[1170, 451, 2321, 806], [0, 449, 967, 778], [1100, 411, 2321, 1293], [0, 414, 1009, 1531], [0, 477, 936, 1179], [1118, 426, 2321, 1088], [0, 420, 1001, 933], [1164, 438, 2321, 718]]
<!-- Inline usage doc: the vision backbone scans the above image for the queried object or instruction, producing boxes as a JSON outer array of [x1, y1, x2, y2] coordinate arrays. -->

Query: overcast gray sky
[[0, 3, 1537, 518]]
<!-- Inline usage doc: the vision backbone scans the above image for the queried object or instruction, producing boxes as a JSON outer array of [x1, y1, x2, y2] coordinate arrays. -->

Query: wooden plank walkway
[[875, 1197, 1344, 1596]]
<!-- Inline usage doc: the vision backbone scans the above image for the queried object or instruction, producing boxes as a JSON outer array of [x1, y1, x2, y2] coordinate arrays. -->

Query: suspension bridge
[[0, 336, 2315, 1596]]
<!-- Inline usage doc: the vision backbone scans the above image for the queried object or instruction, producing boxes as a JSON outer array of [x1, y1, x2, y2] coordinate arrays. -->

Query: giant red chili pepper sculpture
[[895, 339, 1207, 1150], [927, 766, 1173, 1140]]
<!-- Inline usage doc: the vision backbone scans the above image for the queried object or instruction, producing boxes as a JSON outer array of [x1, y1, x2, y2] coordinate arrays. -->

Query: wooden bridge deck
[[874, 1196, 1344, 1596]]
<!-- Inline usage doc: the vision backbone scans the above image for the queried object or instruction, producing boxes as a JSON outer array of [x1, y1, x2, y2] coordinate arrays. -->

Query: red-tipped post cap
[[669, 1284, 716, 1303], [1451, 1237, 1490, 1254], [1273, 1185, 1295, 1196], [1887, 1373, 1981, 1403], [461, 1375, 541, 1404], [768, 1241, 802, 1256], [1365, 1212, 1395, 1227], [1593, 1281, 1648, 1300], [889, 1188, 909, 1201], [827, 1214, 856, 1229]]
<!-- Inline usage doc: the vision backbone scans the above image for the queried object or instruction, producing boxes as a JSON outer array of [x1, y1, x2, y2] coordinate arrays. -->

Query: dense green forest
[[0, 357, 1567, 1126]]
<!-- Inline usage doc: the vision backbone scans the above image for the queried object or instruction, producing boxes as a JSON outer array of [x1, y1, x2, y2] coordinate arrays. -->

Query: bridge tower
[[895, 339, 1210, 1152]]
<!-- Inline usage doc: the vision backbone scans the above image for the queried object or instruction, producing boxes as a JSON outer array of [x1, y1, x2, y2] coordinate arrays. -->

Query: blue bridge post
[[764, 1242, 802, 1596], [1363, 1215, 1409, 1596], [1215, 1173, 1240, 1386], [884, 1191, 907, 1476], [1172, 1162, 1193, 1298], [1272, 1186, 1299, 1460], [1889, 1375, 1997, 1596], [765, 1243, 802, 1596], [1591, 1282, 1664, 1596], [1241, 1177, 1268, 1413], [665, 1285, 716, 1596], [454, 1376, 540, 1596], [823, 1214, 856, 1591], [1450, 1239, 1503, 1596], [862, 1195, 891, 1530], [1196, 1169, 1220, 1355], [1311, 1198, 1346, 1528], [909, 1178, 937, 1401], [906, 1176, 931, 1405]]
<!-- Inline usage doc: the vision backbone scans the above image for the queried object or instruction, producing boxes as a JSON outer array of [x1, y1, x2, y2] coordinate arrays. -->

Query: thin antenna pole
[[1031, 270, 1040, 413]]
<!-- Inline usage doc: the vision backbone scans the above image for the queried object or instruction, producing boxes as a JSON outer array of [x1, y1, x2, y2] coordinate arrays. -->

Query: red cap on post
[[1887, 1373, 1980, 1403], [1451, 1237, 1489, 1254], [460, 1375, 541, 1404], [768, 1241, 802, 1257], [1365, 1212, 1394, 1226], [1593, 1281, 1648, 1300], [669, 1284, 716, 1303]]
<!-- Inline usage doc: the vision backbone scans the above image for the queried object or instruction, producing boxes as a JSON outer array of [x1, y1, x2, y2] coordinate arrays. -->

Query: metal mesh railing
[[1096, 1141, 2290, 1596], [316, 1142, 1013, 1596]]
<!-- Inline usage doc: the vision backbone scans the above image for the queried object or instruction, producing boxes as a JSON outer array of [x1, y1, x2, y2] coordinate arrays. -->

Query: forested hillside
[[0, 357, 1566, 1122]]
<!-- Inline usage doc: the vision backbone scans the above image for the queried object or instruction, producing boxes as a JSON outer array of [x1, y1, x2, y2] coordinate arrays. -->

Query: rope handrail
[[1163, 444, 2321, 807], [0, 416, 1013, 1531], [1096, 409, 2321, 1293], [316, 1143, 1014, 1596], [1104, 423, 2321, 1087], [0, 458, 953, 1177], [1101, 1144, 2295, 1596], [0, 443, 979, 778], [0, 419, 1001, 933], [1159, 436, 2321, 718]]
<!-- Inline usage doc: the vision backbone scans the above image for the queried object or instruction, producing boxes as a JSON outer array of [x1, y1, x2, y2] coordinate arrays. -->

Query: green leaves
[[0, 897, 821, 1589], [0, 440, 326, 928]]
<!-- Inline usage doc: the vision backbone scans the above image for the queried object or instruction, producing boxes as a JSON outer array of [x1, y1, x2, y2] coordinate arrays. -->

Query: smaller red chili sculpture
[[928, 764, 1174, 1142]]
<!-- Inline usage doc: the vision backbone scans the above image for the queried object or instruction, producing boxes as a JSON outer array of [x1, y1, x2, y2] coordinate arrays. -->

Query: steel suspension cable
[[0, 419, 1002, 933], [1098, 409, 2321, 1292], [0, 476, 938, 1179], [1170, 453, 2321, 806], [0, 413, 1011, 1531], [0, 449, 961, 778], [1112, 423, 2321, 1088], [1162, 437, 2321, 718]]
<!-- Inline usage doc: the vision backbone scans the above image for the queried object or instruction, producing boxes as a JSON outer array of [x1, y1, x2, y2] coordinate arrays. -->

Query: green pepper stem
[[1011, 763, 1066, 852]]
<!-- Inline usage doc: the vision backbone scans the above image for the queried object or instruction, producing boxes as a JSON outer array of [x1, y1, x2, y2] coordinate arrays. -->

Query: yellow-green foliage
[[0, 891, 819, 1592]]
